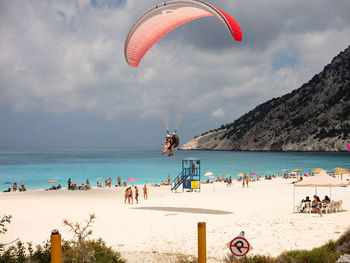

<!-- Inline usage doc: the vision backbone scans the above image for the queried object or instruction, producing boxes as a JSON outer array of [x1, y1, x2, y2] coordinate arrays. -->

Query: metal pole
[[51, 229, 62, 263], [198, 222, 206, 263]]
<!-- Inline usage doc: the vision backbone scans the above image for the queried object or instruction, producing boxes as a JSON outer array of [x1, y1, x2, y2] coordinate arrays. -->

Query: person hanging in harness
[[162, 133, 173, 156], [171, 132, 179, 149], [161, 130, 179, 157]]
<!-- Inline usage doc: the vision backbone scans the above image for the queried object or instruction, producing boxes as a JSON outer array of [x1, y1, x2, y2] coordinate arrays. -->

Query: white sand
[[1, 178, 350, 262]]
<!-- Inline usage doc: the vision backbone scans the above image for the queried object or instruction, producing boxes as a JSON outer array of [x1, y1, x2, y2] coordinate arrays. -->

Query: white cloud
[[211, 108, 225, 119]]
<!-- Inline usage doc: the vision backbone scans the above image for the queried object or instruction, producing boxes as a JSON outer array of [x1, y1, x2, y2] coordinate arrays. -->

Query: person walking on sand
[[242, 176, 245, 188], [143, 184, 148, 199], [68, 178, 71, 190], [245, 173, 249, 188], [135, 186, 139, 204], [167, 175, 171, 185], [117, 176, 121, 186], [312, 195, 322, 217]]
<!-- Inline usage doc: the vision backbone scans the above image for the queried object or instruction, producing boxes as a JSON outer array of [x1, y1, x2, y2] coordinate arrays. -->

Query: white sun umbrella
[[204, 172, 213, 177]]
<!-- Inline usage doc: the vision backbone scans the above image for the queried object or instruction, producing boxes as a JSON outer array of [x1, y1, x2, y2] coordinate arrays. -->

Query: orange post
[[51, 229, 62, 263], [198, 222, 206, 263]]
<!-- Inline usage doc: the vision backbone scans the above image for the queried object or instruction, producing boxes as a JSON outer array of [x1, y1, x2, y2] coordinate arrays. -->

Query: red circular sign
[[229, 236, 250, 257]]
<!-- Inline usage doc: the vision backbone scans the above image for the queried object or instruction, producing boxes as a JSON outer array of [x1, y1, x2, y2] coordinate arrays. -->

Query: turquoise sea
[[0, 147, 349, 191]]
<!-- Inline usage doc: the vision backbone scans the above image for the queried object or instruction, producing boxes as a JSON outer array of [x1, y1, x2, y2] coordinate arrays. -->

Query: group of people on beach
[[67, 178, 91, 190], [124, 185, 148, 204], [3, 182, 26, 192], [299, 195, 331, 217]]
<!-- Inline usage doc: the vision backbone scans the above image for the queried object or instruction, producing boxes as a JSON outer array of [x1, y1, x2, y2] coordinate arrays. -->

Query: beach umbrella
[[333, 168, 347, 173], [312, 168, 325, 173], [20, 182, 27, 185], [292, 169, 304, 172], [250, 173, 258, 175], [237, 173, 244, 177], [3, 181, 12, 184], [204, 172, 213, 177], [48, 179, 58, 183], [127, 178, 136, 182], [52, 177, 62, 181], [208, 175, 215, 178]]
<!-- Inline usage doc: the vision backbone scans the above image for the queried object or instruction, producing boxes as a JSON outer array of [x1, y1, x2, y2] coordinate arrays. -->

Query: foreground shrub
[[0, 240, 50, 263], [63, 238, 126, 263], [335, 228, 350, 254]]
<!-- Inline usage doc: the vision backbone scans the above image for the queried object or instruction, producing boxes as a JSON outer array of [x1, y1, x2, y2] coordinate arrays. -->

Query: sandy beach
[[1, 177, 350, 262]]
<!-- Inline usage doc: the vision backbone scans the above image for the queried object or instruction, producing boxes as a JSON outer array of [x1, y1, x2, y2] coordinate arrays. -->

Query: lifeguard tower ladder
[[171, 158, 201, 192]]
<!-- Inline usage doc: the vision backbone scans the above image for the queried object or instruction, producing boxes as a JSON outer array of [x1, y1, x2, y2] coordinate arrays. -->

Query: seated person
[[301, 196, 311, 212], [322, 195, 330, 203], [3, 188, 11, 192], [57, 184, 61, 189]]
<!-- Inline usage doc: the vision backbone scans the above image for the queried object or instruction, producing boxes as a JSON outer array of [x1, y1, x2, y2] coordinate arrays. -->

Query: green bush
[[62, 238, 126, 263]]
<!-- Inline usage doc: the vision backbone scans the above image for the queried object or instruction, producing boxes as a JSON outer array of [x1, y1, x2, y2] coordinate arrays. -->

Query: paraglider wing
[[124, 0, 242, 67]]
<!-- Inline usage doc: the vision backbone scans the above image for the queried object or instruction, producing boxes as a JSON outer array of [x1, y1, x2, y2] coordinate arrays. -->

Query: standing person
[[244, 173, 249, 188], [135, 186, 139, 204], [108, 177, 112, 187], [167, 175, 171, 185], [13, 183, 17, 192], [129, 187, 133, 204], [105, 178, 108, 187], [242, 176, 245, 188], [124, 188, 129, 204], [143, 184, 148, 199], [312, 195, 323, 217], [117, 176, 121, 186], [68, 178, 71, 190], [86, 179, 90, 185]]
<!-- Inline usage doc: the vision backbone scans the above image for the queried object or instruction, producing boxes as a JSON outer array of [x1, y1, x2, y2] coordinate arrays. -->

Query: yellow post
[[198, 222, 206, 263], [51, 229, 62, 263]]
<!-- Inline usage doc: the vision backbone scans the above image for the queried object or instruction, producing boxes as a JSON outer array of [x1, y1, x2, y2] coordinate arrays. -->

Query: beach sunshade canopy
[[333, 168, 347, 174], [204, 172, 213, 177], [48, 179, 58, 183], [20, 182, 27, 185], [52, 177, 62, 180], [237, 173, 244, 177], [3, 181, 12, 184], [127, 178, 136, 182], [294, 171, 350, 187], [208, 175, 214, 178], [292, 169, 304, 172]]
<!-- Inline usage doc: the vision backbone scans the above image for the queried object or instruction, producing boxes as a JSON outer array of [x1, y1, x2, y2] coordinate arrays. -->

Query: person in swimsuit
[[117, 176, 121, 186], [312, 195, 322, 217], [135, 186, 139, 204], [143, 184, 148, 199], [124, 187, 129, 204], [129, 187, 133, 204]]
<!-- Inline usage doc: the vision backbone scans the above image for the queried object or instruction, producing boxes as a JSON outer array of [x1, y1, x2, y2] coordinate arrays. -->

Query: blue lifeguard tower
[[171, 158, 201, 192]]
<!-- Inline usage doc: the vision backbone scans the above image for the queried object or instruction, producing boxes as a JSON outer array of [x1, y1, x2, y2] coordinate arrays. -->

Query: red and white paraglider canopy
[[124, 0, 242, 67]]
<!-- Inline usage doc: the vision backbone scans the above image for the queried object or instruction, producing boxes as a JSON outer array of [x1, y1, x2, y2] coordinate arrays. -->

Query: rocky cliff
[[181, 45, 350, 151]]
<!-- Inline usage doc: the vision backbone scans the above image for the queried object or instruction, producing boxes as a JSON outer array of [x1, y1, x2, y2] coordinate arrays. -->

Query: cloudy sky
[[0, 0, 349, 147]]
